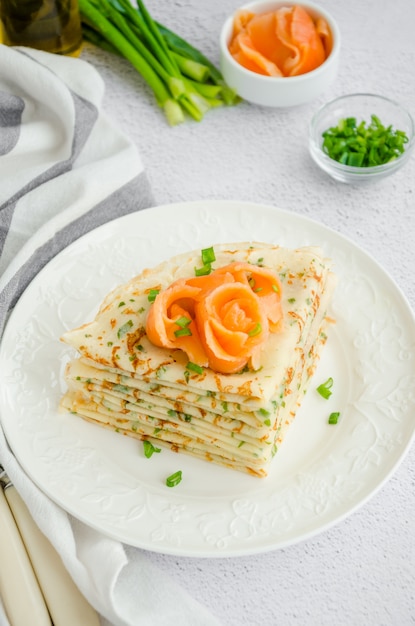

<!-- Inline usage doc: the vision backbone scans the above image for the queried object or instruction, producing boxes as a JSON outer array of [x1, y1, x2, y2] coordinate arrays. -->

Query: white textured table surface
[[81, 1, 415, 624]]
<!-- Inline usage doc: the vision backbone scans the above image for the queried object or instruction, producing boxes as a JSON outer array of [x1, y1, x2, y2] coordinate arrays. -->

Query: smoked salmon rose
[[194, 281, 269, 374], [145, 278, 209, 366], [145, 263, 283, 375]]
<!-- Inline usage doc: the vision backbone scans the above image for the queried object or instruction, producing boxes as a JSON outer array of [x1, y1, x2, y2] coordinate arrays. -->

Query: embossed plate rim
[[1, 200, 414, 557]]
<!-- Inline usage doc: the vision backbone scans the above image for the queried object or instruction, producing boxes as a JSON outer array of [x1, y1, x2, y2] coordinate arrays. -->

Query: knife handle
[[0, 487, 52, 626], [4, 485, 101, 626]]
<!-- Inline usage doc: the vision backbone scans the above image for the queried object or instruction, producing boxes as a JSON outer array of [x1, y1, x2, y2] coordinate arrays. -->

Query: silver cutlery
[[0, 465, 100, 626]]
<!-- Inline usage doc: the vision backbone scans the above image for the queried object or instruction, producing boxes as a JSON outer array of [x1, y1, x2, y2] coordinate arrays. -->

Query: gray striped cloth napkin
[[0, 45, 219, 626]]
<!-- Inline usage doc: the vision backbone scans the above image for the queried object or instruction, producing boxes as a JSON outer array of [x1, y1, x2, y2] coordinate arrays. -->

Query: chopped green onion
[[316, 377, 334, 399], [201, 246, 216, 265], [174, 327, 192, 337], [248, 322, 262, 337], [322, 114, 409, 167], [143, 440, 161, 458], [194, 263, 212, 276], [186, 361, 204, 375], [174, 314, 192, 337], [148, 288, 160, 302], [328, 412, 340, 424], [175, 315, 191, 327], [166, 470, 182, 487]]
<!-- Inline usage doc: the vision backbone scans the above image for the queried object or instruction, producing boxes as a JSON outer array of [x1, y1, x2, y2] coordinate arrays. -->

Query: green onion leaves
[[148, 288, 160, 302], [143, 440, 161, 458], [322, 115, 409, 167], [316, 377, 333, 399], [166, 470, 182, 487], [328, 412, 340, 425], [174, 315, 192, 337], [79, 0, 239, 126], [316, 378, 341, 425], [186, 361, 204, 375], [194, 246, 216, 276], [248, 322, 262, 337], [201, 246, 216, 265]]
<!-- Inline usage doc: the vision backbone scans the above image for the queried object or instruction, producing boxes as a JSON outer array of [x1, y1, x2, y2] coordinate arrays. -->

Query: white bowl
[[309, 93, 415, 183], [219, 0, 341, 107]]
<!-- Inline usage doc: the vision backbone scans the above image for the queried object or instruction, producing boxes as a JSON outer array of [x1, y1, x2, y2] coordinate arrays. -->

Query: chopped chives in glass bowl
[[309, 93, 415, 183]]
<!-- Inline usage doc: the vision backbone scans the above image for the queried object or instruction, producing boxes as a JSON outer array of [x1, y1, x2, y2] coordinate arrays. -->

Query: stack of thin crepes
[[60, 242, 336, 477]]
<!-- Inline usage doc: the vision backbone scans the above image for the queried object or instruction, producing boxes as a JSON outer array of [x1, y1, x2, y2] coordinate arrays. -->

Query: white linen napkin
[[0, 45, 220, 626]]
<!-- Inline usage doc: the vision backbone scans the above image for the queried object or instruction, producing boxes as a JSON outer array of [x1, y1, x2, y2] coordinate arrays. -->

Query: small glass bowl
[[309, 93, 415, 183]]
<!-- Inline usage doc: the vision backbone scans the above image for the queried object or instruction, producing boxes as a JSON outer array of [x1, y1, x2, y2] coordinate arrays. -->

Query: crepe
[[60, 242, 336, 477]]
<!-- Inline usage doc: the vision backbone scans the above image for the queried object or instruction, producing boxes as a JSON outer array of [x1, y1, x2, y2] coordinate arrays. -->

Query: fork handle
[[4, 485, 101, 626], [0, 487, 52, 626]]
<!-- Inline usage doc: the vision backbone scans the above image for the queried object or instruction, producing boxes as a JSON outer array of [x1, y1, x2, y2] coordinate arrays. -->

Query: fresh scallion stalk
[[171, 52, 210, 82], [78, 0, 184, 125], [187, 79, 223, 99], [156, 21, 240, 105], [80, 0, 239, 124]]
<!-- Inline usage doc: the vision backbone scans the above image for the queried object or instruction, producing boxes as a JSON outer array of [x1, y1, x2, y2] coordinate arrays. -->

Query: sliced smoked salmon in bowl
[[220, 0, 340, 107]]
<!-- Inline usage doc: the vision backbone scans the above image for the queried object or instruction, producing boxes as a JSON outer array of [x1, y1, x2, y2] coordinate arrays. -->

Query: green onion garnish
[[174, 327, 192, 337], [248, 322, 262, 337], [143, 440, 161, 458], [166, 470, 182, 487], [328, 412, 340, 424], [186, 361, 204, 375], [175, 315, 191, 328], [194, 264, 212, 276], [148, 288, 160, 302], [174, 317, 192, 336], [316, 377, 334, 399], [322, 114, 409, 167], [201, 246, 216, 265]]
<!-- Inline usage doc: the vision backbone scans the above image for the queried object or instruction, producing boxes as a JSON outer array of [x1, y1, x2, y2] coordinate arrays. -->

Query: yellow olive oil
[[0, 0, 82, 56]]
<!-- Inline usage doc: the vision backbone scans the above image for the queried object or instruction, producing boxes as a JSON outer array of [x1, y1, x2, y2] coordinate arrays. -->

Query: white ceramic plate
[[1, 200, 414, 557]]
